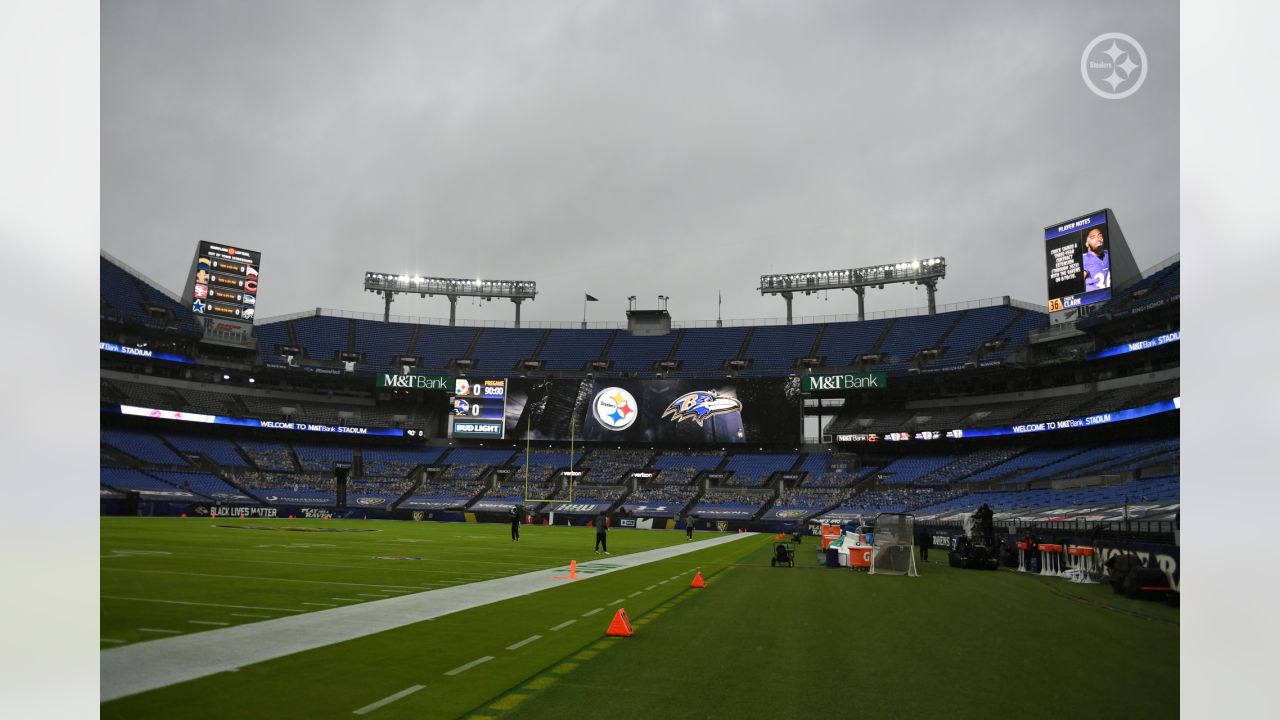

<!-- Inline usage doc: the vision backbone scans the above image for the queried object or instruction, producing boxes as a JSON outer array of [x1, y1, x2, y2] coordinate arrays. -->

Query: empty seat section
[[470, 328, 543, 371], [607, 333, 677, 372], [676, 327, 748, 373], [539, 329, 611, 370], [722, 453, 797, 487], [873, 313, 956, 373], [253, 320, 292, 365], [163, 435, 248, 467], [353, 319, 416, 371], [100, 430, 187, 466], [362, 447, 446, 477], [292, 444, 353, 472], [815, 319, 890, 366], [743, 324, 820, 371], [292, 316, 350, 362], [415, 325, 477, 371]]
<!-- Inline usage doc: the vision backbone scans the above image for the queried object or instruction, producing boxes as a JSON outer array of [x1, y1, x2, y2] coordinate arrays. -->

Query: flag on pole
[[585, 294, 599, 302]]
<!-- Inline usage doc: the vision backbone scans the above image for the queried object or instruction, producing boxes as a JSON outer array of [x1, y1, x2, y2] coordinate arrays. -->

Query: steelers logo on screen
[[592, 387, 639, 431]]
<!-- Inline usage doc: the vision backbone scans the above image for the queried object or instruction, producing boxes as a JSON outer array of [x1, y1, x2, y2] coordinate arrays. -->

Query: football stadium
[[88, 2, 1194, 718], [99, 216, 1180, 718]]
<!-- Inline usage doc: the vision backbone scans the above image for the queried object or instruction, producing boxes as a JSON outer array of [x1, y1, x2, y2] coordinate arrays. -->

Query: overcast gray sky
[[102, 0, 1178, 326]]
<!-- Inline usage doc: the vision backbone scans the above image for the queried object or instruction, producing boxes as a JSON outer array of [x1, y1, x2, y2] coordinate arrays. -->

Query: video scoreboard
[[1045, 210, 1111, 313], [184, 241, 262, 347], [449, 377, 507, 439], [1043, 208, 1138, 324]]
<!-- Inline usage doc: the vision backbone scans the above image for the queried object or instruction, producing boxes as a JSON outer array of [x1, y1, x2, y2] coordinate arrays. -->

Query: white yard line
[[443, 656, 494, 676], [549, 619, 577, 631], [608, 598, 625, 605], [230, 613, 271, 618], [188, 621, 230, 626], [627, 591, 643, 598], [658, 579, 670, 585], [332, 597, 363, 602], [645, 585, 657, 590], [101, 596, 304, 613], [352, 684, 425, 715], [103, 567, 421, 591], [102, 532, 756, 702], [137, 628, 181, 635], [302, 602, 337, 607], [505, 635, 542, 650], [580, 607, 604, 617]]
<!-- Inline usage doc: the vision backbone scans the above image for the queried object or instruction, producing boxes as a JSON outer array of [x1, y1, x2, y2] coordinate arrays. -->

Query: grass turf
[[101, 518, 1177, 719]]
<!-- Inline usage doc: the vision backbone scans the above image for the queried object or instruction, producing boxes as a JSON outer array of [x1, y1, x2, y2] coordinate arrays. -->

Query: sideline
[[101, 532, 755, 702]]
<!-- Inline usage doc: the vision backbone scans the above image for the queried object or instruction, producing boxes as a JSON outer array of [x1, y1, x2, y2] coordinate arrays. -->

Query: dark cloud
[[103, 0, 1177, 325]]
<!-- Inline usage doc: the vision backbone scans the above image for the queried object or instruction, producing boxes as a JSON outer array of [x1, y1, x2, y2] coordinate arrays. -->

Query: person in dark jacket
[[686, 516, 695, 541], [976, 503, 995, 546], [917, 527, 930, 562], [510, 507, 520, 542], [594, 513, 609, 554]]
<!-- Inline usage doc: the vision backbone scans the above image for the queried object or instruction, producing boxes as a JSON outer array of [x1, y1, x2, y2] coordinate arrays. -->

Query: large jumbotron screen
[[188, 241, 262, 322], [502, 377, 802, 444], [1044, 210, 1112, 313]]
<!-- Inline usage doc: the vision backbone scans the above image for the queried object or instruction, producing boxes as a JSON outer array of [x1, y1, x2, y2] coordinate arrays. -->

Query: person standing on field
[[510, 507, 520, 542], [686, 515, 695, 541], [594, 512, 609, 554]]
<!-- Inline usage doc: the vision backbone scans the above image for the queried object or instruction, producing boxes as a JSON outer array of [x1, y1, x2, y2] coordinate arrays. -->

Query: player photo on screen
[[1081, 225, 1111, 292], [1044, 210, 1112, 312]]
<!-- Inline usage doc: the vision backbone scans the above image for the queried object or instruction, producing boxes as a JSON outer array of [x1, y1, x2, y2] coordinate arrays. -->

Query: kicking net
[[870, 512, 919, 577]]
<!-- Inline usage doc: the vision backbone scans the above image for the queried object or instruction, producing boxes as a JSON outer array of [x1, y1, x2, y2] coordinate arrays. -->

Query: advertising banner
[[376, 373, 452, 390], [802, 372, 887, 393]]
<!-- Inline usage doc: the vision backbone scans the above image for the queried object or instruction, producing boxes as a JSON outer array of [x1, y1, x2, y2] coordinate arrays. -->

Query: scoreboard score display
[[449, 378, 507, 439], [183, 241, 263, 347], [189, 242, 262, 322]]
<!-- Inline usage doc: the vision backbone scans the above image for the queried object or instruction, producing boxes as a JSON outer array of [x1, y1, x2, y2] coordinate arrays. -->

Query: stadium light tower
[[363, 273, 538, 326], [758, 258, 946, 324]]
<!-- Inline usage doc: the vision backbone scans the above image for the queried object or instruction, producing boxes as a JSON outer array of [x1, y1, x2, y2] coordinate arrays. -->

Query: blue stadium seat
[[539, 330, 612, 371]]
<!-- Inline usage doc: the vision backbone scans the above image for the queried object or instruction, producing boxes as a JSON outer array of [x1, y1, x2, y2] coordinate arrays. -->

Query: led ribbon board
[[99, 342, 195, 365], [114, 404, 409, 436], [1087, 331, 1180, 360]]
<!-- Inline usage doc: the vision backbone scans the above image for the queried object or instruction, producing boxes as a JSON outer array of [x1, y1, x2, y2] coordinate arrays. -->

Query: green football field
[[100, 517, 1178, 719]]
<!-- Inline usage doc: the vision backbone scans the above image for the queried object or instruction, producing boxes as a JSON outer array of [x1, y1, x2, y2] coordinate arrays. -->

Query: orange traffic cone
[[691, 571, 706, 588], [180, 513, 187, 518], [775, 533, 785, 540], [551, 560, 578, 580], [606, 608, 633, 637]]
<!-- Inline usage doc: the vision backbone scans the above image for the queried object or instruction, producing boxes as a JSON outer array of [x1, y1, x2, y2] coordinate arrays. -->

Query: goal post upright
[[521, 403, 577, 504]]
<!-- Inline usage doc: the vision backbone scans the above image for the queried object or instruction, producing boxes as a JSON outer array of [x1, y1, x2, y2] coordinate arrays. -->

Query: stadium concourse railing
[[255, 296, 1042, 330]]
